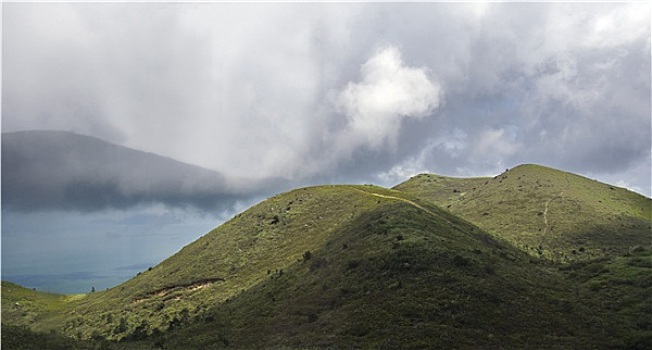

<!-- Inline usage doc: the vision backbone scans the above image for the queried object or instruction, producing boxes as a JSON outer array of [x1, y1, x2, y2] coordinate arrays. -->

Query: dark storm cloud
[[3, 2, 650, 196], [1, 131, 289, 212]]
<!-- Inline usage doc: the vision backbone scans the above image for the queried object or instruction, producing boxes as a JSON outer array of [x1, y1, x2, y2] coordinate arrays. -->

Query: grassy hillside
[[395, 164, 651, 260], [0, 282, 122, 349], [3, 171, 651, 349], [2, 282, 67, 323]]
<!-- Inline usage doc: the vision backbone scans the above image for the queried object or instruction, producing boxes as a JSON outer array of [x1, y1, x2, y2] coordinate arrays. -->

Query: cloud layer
[[3, 2, 650, 195], [1, 131, 286, 213], [3, 2, 650, 294], [336, 46, 440, 151]]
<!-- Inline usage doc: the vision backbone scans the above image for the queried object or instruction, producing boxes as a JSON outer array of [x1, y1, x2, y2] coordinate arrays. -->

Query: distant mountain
[[1, 130, 286, 212], [395, 164, 651, 260], [3, 170, 650, 349]]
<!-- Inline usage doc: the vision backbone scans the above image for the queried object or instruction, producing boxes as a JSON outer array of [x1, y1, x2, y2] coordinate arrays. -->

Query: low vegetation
[[2, 164, 650, 349], [395, 164, 651, 260]]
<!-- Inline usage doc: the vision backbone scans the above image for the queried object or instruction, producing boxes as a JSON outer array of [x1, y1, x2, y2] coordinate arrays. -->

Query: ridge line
[[346, 186, 440, 219]]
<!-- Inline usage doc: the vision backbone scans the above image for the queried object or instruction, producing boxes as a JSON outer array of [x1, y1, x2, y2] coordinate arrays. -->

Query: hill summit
[[395, 164, 651, 260], [2, 164, 651, 349]]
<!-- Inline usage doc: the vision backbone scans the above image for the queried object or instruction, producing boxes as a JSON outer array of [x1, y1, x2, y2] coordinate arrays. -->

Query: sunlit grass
[[395, 164, 651, 260]]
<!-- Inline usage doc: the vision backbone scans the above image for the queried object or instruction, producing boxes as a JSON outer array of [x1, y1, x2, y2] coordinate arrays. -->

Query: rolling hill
[[2, 165, 651, 349], [394, 164, 651, 260]]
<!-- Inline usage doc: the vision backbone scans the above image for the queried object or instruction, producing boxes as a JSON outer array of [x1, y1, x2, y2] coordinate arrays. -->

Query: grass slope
[[394, 164, 651, 260], [2, 173, 651, 349], [0, 282, 122, 349]]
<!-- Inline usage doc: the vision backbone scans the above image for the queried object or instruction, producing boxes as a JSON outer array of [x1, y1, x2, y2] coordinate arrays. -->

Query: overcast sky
[[3, 2, 650, 195], [2, 1, 651, 293]]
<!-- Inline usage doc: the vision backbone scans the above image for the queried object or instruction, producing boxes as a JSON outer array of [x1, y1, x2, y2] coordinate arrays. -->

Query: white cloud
[[472, 128, 520, 159], [335, 46, 441, 151], [615, 180, 644, 195], [375, 130, 467, 186]]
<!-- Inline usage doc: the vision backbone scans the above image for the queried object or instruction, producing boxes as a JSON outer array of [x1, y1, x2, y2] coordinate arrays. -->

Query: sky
[[3, 1, 650, 194], [1, 2, 651, 292]]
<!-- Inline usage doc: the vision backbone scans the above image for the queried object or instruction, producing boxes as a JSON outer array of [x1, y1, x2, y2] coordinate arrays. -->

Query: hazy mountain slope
[[2, 130, 284, 212], [395, 164, 651, 260], [4, 184, 648, 349]]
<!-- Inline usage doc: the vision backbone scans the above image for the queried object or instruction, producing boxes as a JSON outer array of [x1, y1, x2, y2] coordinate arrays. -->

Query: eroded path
[[543, 199, 552, 235], [542, 192, 563, 235], [133, 278, 224, 304], [348, 186, 440, 218]]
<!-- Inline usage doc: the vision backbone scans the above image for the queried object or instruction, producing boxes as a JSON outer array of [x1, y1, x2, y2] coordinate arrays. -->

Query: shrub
[[630, 245, 647, 254], [628, 258, 652, 268], [347, 260, 360, 270], [452, 255, 471, 267], [310, 258, 328, 272], [302, 251, 312, 262]]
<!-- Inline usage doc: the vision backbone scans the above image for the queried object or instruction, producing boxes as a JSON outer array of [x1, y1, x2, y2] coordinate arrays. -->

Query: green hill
[[394, 164, 651, 261], [2, 167, 651, 349]]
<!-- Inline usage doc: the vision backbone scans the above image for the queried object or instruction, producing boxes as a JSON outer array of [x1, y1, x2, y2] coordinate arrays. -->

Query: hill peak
[[396, 163, 651, 260]]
